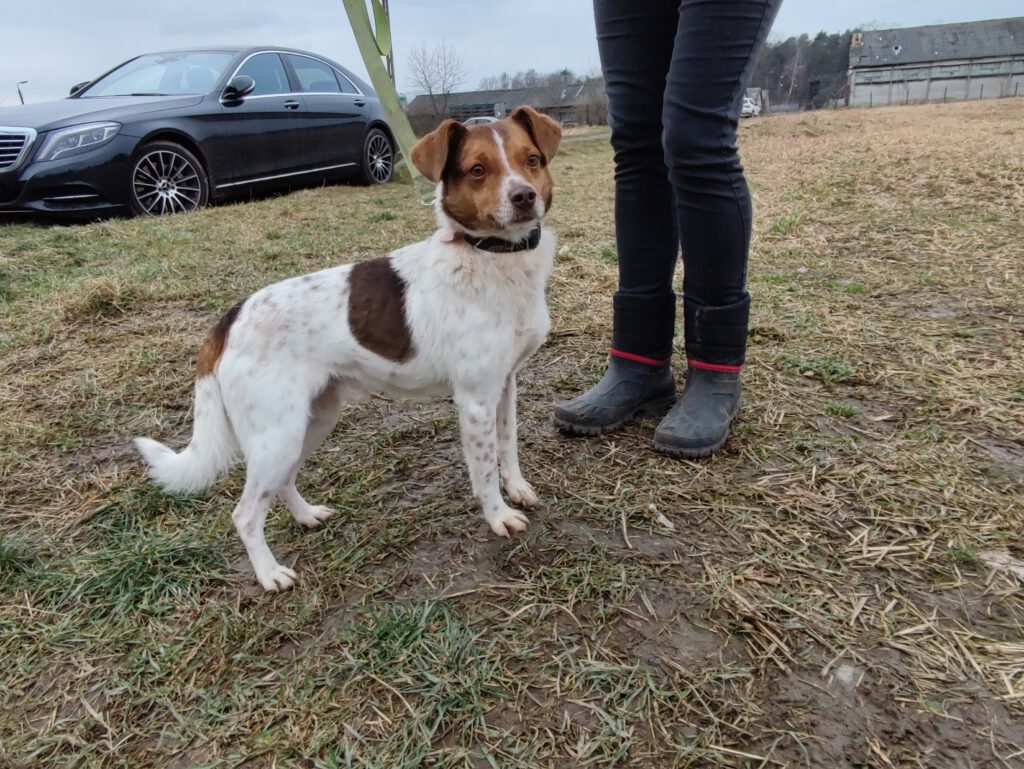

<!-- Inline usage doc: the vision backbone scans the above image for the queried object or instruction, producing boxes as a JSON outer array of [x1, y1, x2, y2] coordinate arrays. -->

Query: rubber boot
[[554, 355, 677, 435], [555, 290, 677, 434], [653, 365, 741, 456], [652, 295, 749, 456]]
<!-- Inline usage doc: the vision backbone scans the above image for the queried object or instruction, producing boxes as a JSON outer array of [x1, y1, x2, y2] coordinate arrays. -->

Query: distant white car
[[463, 116, 498, 126], [740, 96, 762, 118]]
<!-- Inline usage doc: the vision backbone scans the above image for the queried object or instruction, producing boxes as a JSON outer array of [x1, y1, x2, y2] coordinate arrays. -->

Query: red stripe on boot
[[609, 348, 671, 366], [688, 359, 742, 373]]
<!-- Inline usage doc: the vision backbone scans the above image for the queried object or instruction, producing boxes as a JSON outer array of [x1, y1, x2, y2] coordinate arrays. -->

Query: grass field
[[1, 98, 1022, 768]]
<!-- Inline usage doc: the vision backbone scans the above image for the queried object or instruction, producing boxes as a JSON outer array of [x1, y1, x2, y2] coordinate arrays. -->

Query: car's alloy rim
[[367, 134, 392, 183], [133, 150, 202, 214]]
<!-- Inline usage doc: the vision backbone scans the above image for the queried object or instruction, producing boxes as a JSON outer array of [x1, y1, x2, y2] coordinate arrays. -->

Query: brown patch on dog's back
[[196, 299, 245, 378], [348, 259, 415, 362]]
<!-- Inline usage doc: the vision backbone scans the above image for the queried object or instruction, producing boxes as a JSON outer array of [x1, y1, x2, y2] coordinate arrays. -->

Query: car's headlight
[[35, 122, 121, 162]]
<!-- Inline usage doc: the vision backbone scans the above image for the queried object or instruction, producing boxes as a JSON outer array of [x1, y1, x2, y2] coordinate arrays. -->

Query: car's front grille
[[0, 128, 36, 172]]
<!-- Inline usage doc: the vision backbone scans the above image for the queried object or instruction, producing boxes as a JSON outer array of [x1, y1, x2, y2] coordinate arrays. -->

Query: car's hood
[[0, 95, 205, 132]]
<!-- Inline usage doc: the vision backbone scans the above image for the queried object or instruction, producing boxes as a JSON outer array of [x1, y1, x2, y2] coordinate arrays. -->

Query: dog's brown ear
[[510, 106, 562, 163], [411, 119, 465, 184]]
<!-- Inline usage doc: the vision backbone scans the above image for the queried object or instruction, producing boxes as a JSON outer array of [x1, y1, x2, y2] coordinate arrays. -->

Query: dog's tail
[[134, 374, 238, 495]]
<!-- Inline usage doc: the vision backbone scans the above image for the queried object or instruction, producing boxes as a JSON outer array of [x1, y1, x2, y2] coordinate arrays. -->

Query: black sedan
[[0, 46, 396, 216]]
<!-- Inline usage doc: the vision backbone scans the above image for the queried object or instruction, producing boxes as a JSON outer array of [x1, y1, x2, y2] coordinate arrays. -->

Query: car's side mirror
[[69, 81, 91, 96], [222, 75, 255, 100]]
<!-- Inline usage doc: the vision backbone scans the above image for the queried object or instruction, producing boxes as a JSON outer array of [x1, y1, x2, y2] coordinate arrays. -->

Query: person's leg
[[654, 0, 782, 456], [555, 0, 680, 435]]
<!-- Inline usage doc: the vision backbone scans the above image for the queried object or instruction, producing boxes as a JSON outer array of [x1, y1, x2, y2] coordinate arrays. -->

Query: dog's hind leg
[[278, 379, 348, 528], [225, 378, 311, 591], [496, 372, 539, 509], [232, 434, 304, 591]]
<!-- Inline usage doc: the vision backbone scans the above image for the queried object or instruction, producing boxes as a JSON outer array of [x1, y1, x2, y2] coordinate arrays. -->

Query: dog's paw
[[292, 505, 336, 528], [255, 563, 298, 592], [504, 477, 539, 509], [486, 506, 530, 538]]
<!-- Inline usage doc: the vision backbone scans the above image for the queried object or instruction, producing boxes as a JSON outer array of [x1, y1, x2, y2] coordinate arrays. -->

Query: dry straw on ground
[[1, 98, 1022, 767]]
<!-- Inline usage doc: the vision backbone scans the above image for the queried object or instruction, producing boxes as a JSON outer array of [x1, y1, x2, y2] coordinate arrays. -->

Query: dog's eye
[[470, 164, 486, 178], [526, 154, 541, 168]]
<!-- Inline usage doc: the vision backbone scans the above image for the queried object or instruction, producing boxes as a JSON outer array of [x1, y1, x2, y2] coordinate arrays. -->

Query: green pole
[[341, 0, 435, 203]]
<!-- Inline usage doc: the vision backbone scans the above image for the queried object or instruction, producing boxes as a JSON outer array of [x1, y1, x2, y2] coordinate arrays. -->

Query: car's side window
[[334, 71, 359, 95], [287, 55, 342, 94], [236, 53, 290, 96]]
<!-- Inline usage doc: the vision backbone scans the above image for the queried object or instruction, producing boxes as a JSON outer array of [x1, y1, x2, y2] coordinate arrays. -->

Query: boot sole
[[652, 433, 728, 458], [554, 395, 677, 436]]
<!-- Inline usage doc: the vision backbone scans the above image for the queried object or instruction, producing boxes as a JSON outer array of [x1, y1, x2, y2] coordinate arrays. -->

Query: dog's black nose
[[509, 185, 537, 210]]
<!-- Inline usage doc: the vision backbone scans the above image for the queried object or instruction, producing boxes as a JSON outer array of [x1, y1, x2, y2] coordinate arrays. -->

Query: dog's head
[[411, 107, 561, 241]]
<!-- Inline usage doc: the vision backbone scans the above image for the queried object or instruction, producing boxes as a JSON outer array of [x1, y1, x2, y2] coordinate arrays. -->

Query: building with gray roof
[[847, 17, 1024, 107], [406, 80, 606, 134]]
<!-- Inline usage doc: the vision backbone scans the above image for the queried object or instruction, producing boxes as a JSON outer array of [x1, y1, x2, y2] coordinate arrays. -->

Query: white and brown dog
[[135, 107, 561, 591]]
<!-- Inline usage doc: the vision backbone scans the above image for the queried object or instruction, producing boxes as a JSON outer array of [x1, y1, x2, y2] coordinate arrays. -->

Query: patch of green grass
[[784, 355, 854, 383], [0, 267, 14, 302], [793, 434, 852, 453], [0, 535, 38, 580], [599, 245, 617, 265], [904, 424, 948, 442], [826, 402, 858, 419], [310, 600, 518, 763], [39, 528, 229, 619], [917, 699, 950, 716], [948, 545, 981, 566], [762, 272, 796, 286], [369, 211, 398, 222], [767, 208, 806, 236]]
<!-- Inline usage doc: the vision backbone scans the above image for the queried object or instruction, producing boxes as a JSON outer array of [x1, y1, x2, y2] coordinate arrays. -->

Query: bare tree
[[575, 77, 608, 125], [484, 68, 577, 91], [406, 42, 466, 118], [544, 68, 576, 86]]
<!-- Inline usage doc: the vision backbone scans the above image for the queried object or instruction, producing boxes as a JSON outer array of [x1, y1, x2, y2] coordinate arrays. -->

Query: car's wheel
[[358, 128, 394, 185], [129, 141, 209, 216]]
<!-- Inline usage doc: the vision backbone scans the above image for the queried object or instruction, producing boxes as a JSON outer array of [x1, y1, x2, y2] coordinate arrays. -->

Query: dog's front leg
[[455, 391, 530, 538], [496, 373, 539, 509]]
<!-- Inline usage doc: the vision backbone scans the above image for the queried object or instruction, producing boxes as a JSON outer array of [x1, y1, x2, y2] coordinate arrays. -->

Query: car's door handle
[[353, 99, 366, 107], [283, 100, 300, 110]]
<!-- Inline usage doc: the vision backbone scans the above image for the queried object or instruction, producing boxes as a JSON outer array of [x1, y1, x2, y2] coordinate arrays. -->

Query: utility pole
[[16, 81, 27, 104]]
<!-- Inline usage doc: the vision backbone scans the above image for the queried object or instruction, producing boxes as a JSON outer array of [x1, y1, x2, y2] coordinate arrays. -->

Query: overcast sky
[[2, 0, 1021, 107]]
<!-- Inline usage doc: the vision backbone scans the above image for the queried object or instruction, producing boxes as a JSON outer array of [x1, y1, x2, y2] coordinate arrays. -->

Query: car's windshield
[[81, 52, 235, 97]]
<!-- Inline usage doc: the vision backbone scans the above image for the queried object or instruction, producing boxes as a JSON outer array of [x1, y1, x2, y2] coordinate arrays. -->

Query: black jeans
[[595, 0, 782, 368]]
